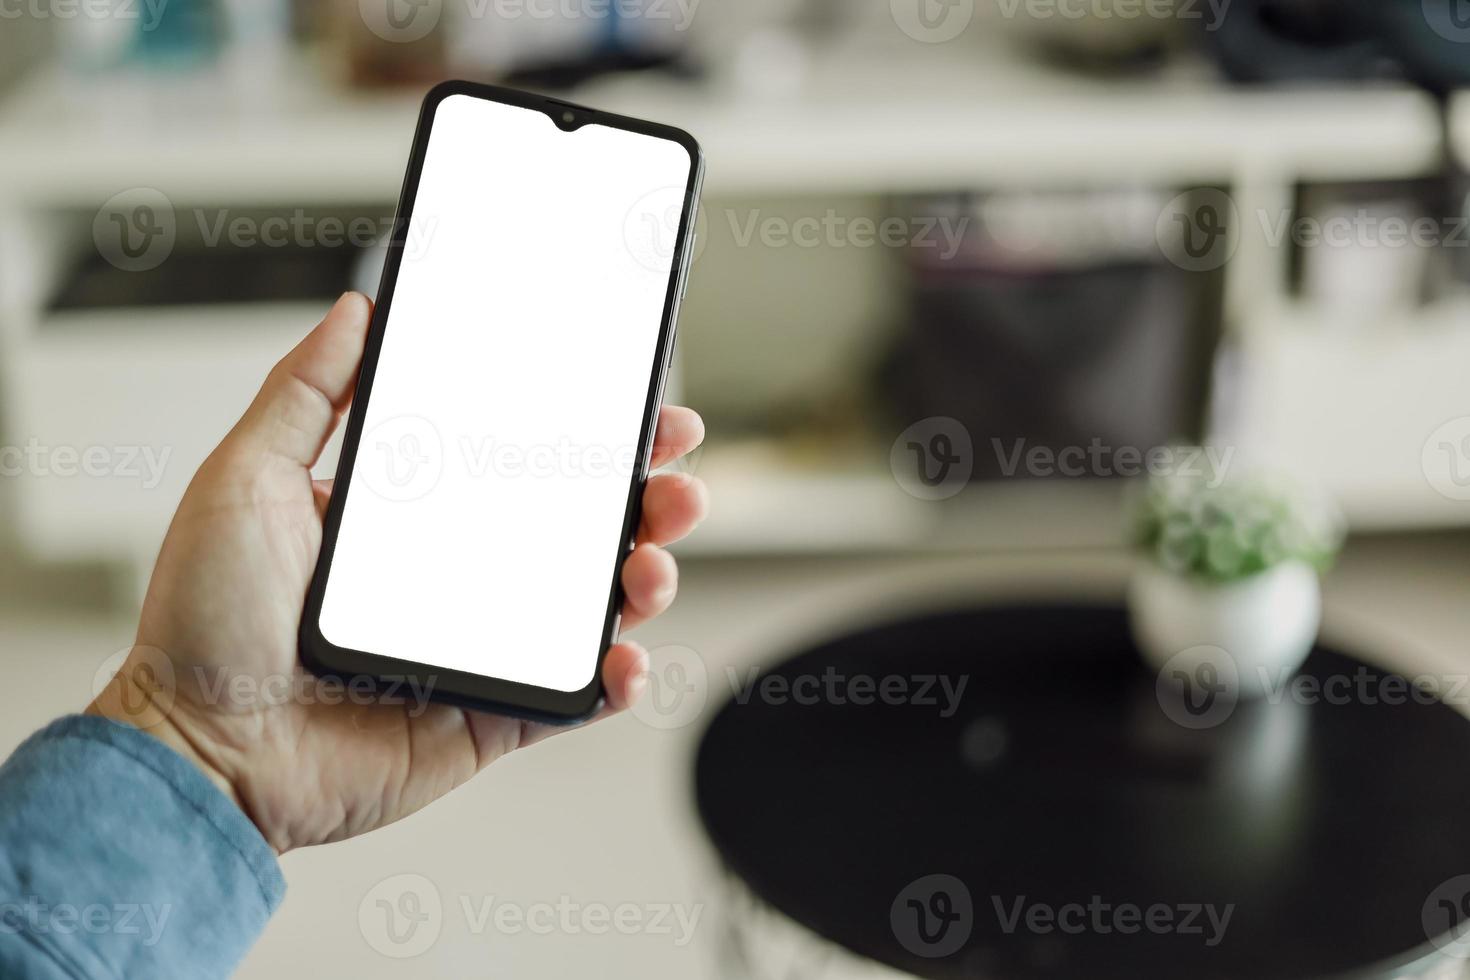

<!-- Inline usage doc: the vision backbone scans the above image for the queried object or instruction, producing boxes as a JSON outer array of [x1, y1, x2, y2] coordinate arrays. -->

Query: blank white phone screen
[[318, 94, 694, 693]]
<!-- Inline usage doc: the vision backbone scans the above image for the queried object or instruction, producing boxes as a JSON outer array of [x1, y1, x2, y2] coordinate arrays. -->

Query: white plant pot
[[1128, 559, 1322, 700]]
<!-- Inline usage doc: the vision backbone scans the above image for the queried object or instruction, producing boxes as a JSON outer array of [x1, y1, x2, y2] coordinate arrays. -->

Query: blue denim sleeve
[[0, 715, 285, 980]]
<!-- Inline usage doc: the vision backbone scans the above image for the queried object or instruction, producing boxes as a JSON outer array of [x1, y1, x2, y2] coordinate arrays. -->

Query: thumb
[[229, 292, 373, 467]]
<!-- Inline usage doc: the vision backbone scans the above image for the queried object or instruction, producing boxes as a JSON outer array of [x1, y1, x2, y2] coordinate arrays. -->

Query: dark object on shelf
[[1201, 0, 1470, 91], [504, 49, 699, 92], [1200, 0, 1392, 84], [50, 204, 375, 311], [1369, 1, 1470, 94], [880, 193, 1219, 486], [884, 263, 1205, 484], [695, 604, 1470, 980], [994, 7, 1180, 73], [51, 245, 358, 310]]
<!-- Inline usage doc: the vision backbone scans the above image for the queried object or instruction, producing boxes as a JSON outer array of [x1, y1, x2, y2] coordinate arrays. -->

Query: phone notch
[[546, 99, 593, 133]]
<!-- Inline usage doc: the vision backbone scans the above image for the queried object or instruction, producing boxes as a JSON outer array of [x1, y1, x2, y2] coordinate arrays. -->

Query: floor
[[0, 534, 1466, 979]]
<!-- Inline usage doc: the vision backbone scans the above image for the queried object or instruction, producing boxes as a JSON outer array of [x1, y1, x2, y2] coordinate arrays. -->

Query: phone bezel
[[298, 79, 703, 724]]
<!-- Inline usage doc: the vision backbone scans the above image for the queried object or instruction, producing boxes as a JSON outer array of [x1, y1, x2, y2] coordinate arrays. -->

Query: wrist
[[87, 660, 244, 813]]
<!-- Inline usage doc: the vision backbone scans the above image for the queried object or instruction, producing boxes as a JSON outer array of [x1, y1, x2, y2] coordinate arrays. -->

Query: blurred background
[[2, 1, 1470, 978]]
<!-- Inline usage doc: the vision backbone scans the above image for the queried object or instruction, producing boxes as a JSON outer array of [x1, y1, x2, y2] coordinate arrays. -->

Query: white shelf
[[0, 55, 1448, 205], [679, 446, 1126, 557], [9, 288, 1136, 562], [1221, 298, 1470, 530], [5, 302, 321, 560], [3, 56, 1468, 563]]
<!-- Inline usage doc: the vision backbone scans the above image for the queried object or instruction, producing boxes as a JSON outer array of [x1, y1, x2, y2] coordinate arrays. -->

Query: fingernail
[[336, 290, 368, 313]]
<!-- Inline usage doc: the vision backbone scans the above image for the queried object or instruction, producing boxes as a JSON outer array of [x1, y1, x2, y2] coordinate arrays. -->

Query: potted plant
[[1128, 464, 1344, 700]]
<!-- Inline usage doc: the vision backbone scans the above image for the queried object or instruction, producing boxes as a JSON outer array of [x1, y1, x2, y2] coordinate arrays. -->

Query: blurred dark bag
[[880, 194, 1215, 485], [1202, 0, 1470, 92]]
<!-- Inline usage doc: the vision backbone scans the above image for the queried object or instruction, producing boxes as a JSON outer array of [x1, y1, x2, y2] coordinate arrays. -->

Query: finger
[[637, 472, 708, 546], [229, 292, 373, 467], [619, 543, 678, 631], [600, 641, 652, 712], [479, 642, 650, 751], [312, 478, 334, 522], [649, 406, 705, 470]]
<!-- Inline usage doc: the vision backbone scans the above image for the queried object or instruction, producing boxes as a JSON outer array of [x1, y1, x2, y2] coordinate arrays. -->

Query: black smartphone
[[299, 80, 703, 723]]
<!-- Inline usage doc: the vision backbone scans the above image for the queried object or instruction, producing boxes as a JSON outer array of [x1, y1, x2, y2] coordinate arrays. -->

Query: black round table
[[694, 605, 1470, 980]]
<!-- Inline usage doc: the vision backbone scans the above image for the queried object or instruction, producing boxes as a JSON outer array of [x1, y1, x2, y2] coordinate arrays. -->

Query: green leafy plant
[[1131, 465, 1344, 583]]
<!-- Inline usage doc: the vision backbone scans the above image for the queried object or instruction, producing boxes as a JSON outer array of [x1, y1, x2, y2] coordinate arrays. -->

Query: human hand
[[88, 292, 708, 853]]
